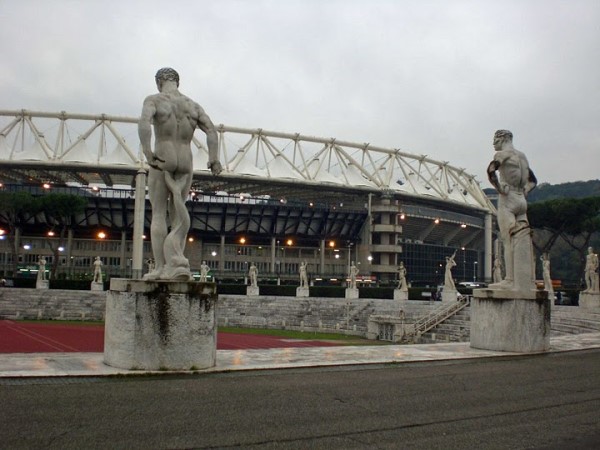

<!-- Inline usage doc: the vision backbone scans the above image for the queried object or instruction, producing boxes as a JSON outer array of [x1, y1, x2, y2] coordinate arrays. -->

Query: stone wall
[[0, 288, 106, 321], [0, 288, 438, 336], [217, 295, 403, 335]]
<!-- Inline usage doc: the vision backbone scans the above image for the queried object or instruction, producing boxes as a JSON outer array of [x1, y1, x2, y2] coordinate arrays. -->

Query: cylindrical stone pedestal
[[104, 278, 218, 371], [246, 286, 259, 296], [579, 292, 600, 309], [345, 288, 359, 299], [441, 288, 458, 302], [393, 290, 408, 301], [296, 287, 309, 297], [471, 289, 550, 352]]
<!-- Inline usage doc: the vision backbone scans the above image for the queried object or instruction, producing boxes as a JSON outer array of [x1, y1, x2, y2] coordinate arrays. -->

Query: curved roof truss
[[0, 110, 494, 213]]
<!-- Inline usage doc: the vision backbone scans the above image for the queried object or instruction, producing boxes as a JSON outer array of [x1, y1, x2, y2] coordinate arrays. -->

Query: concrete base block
[[104, 279, 217, 371], [36, 280, 49, 290], [345, 288, 359, 299], [296, 287, 309, 297], [579, 292, 600, 309], [368, 314, 414, 342], [393, 290, 408, 301], [246, 286, 259, 296], [442, 289, 457, 302], [471, 289, 550, 353], [90, 282, 104, 291]]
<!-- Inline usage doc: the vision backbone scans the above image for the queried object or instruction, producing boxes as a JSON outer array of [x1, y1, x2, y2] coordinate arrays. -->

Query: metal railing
[[411, 296, 470, 338]]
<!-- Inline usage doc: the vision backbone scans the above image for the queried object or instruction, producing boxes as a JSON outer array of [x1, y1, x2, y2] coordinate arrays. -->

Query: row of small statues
[[412, 246, 600, 295], [35, 246, 599, 295], [37, 256, 103, 283]]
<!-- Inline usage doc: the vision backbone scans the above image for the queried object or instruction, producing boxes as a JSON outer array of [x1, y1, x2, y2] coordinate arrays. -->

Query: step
[[551, 322, 598, 335]]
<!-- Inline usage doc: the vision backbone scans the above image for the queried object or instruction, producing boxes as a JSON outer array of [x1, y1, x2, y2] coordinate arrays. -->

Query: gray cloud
[[1, 0, 599, 185]]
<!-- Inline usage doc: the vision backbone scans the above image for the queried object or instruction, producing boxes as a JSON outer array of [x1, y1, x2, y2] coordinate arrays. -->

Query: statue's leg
[[160, 170, 192, 280], [495, 195, 518, 286], [510, 225, 535, 291], [144, 169, 168, 280], [175, 171, 193, 257]]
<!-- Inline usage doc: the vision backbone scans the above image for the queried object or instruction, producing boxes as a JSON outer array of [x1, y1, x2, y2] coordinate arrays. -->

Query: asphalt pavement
[[2, 349, 599, 449]]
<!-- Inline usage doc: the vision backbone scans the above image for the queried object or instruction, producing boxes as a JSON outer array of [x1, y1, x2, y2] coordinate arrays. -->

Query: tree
[[0, 191, 38, 276], [37, 194, 88, 279], [529, 197, 600, 252], [529, 196, 600, 284]]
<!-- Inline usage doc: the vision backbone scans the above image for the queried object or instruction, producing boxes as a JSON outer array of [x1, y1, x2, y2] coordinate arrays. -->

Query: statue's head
[[155, 67, 180, 88], [493, 129, 513, 149]]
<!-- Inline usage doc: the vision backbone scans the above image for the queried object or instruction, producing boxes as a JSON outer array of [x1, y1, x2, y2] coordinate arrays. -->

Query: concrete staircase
[[420, 306, 471, 343], [419, 305, 600, 343], [550, 306, 600, 335]]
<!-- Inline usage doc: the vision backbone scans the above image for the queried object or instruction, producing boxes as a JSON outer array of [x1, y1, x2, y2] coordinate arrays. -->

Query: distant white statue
[[248, 263, 258, 288], [348, 262, 359, 289], [541, 253, 554, 298], [199, 261, 210, 282], [139, 67, 222, 282], [299, 261, 308, 288], [444, 252, 457, 290], [397, 262, 408, 292], [487, 129, 537, 290], [93, 256, 103, 283], [146, 258, 155, 274], [584, 246, 599, 293], [37, 257, 47, 281], [493, 255, 503, 284]]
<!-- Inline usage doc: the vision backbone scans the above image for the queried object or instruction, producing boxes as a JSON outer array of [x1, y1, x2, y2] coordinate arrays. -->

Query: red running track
[[0, 320, 338, 353]]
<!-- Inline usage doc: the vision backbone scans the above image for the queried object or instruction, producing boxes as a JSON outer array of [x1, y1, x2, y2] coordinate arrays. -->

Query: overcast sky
[[1, 0, 598, 185]]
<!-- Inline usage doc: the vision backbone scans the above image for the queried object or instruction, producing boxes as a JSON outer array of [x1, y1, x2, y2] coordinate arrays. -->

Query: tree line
[[0, 191, 87, 279], [528, 196, 600, 286]]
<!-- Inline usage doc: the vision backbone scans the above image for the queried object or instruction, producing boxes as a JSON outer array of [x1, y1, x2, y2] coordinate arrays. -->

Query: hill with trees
[[485, 180, 600, 288], [483, 179, 600, 203], [527, 179, 600, 203]]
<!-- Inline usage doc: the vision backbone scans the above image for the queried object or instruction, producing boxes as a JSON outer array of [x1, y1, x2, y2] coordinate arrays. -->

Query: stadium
[[0, 109, 495, 286]]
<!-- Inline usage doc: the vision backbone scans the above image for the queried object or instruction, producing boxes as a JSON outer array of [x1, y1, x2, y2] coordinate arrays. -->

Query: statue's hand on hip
[[149, 155, 166, 170]]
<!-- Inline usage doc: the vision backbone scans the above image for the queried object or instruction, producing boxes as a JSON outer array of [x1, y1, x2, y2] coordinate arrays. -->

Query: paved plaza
[[2, 332, 600, 378], [2, 342, 600, 449]]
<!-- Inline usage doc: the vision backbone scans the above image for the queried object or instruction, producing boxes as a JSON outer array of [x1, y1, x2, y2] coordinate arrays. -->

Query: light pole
[[473, 261, 478, 282], [347, 242, 353, 278], [462, 247, 466, 282]]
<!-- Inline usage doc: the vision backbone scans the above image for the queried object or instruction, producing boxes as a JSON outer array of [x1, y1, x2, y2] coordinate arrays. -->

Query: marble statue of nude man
[[397, 261, 408, 292], [299, 261, 308, 288], [93, 256, 103, 283], [444, 251, 457, 291], [584, 246, 599, 293], [199, 260, 210, 283], [348, 262, 359, 290], [487, 130, 537, 290], [139, 67, 222, 281], [248, 263, 258, 287]]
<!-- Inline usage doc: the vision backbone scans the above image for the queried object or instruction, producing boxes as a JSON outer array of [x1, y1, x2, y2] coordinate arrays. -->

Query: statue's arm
[[196, 105, 222, 175], [138, 97, 160, 168], [524, 168, 537, 195], [487, 160, 502, 192]]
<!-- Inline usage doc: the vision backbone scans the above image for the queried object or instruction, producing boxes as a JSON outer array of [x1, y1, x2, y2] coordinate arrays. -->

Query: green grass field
[[218, 326, 391, 345], [15, 320, 389, 345]]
